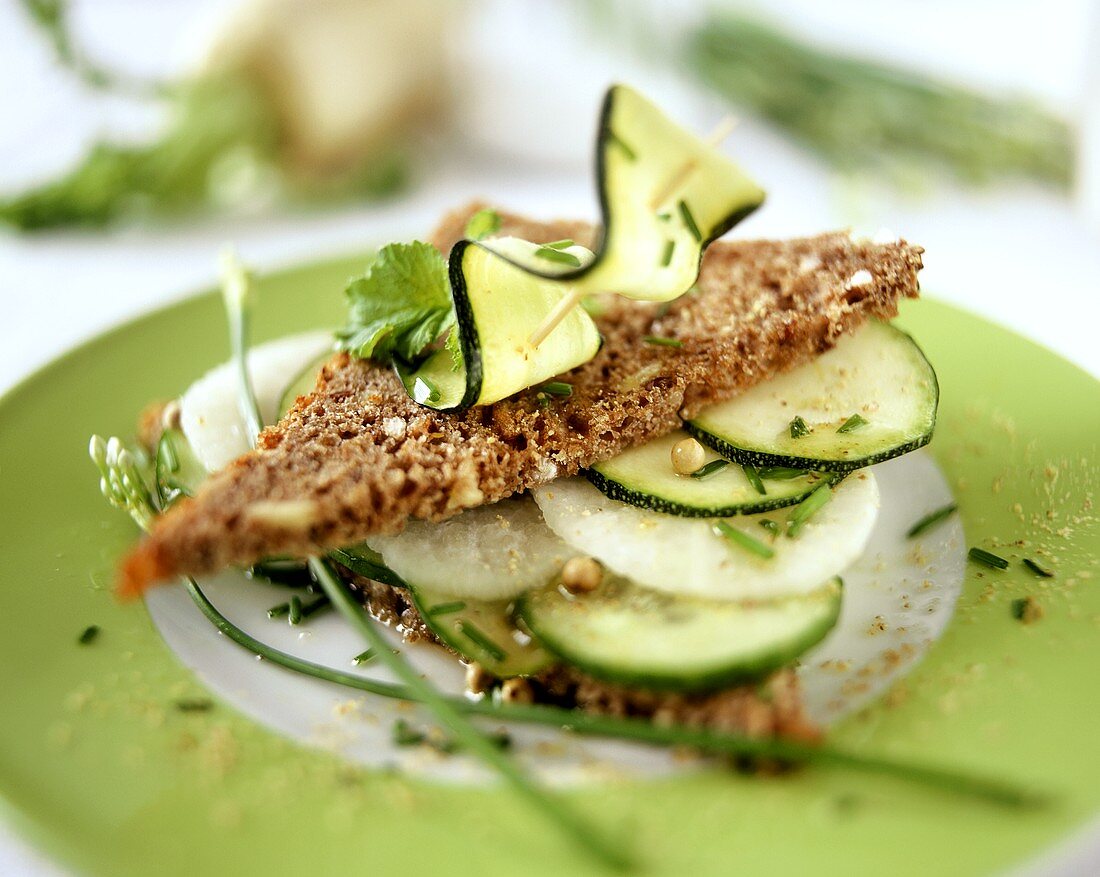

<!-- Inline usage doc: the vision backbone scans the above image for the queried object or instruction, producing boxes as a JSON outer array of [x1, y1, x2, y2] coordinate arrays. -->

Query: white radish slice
[[533, 470, 879, 601], [180, 331, 332, 472], [370, 496, 578, 601]]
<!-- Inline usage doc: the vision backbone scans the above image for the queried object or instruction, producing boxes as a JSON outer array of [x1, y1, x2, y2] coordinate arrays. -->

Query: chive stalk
[[742, 465, 766, 495], [534, 246, 582, 267], [1022, 558, 1054, 578], [660, 239, 675, 267], [220, 249, 264, 446], [756, 466, 809, 480], [78, 625, 100, 645], [713, 521, 775, 559], [540, 381, 573, 397], [456, 620, 507, 662], [837, 413, 869, 433], [428, 601, 467, 617], [787, 483, 832, 537], [185, 576, 1044, 810], [907, 503, 958, 539], [690, 459, 730, 480], [305, 559, 634, 871], [968, 547, 1009, 570], [678, 199, 702, 242], [789, 416, 810, 438], [643, 335, 682, 348]]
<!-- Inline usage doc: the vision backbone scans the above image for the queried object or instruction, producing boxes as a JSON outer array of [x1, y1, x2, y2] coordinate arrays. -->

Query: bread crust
[[119, 203, 922, 595]]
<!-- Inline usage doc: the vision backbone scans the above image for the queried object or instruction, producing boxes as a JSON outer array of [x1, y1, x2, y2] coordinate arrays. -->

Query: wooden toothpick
[[527, 114, 737, 349], [527, 286, 587, 349], [648, 115, 738, 211]]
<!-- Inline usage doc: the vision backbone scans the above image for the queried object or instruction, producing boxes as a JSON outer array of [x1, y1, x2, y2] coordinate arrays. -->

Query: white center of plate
[[146, 450, 963, 783]]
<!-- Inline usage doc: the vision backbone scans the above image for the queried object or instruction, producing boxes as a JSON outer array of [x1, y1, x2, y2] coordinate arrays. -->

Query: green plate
[[0, 253, 1097, 876]]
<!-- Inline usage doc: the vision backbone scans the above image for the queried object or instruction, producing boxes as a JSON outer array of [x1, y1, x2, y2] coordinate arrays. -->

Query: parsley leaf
[[337, 242, 454, 364]]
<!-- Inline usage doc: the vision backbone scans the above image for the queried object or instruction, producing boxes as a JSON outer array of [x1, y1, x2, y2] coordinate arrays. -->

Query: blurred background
[[0, 1, 1098, 872], [2, 0, 1099, 395]]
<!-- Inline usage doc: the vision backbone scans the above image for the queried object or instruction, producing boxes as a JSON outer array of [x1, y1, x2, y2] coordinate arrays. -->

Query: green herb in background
[[687, 15, 1072, 189], [5, 3, 407, 231]]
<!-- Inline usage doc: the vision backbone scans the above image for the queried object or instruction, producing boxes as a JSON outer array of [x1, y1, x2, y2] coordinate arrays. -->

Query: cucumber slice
[[397, 238, 603, 411], [519, 573, 842, 692], [586, 429, 837, 516], [533, 471, 879, 601], [687, 322, 938, 472], [399, 84, 765, 412], [369, 496, 578, 601], [575, 83, 765, 302], [407, 586, 552, 678], [276, 352, 330, 418], [154, 427, 207, 508]]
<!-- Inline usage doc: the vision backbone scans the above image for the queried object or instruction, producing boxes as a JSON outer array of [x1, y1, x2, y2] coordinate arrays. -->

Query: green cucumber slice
[[407, 586, 552, 678], [399, 84, 765, 412], [397, 238, 603, 411], [586, 429, 837, 516], [533, 472, 879, 601], [276, 352, 329, 418], [574, 83, 765, 302], [687, 321, 938, 472], [519, 573, 842, 692], [154, 428, 207, 508], [369, 496, 578, 601]]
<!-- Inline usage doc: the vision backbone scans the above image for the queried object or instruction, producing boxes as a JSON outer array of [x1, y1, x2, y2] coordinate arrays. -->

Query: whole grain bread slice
[[119, 203, 923, 595]]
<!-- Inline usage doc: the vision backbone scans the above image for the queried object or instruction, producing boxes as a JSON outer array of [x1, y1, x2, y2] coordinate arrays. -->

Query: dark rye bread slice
[[119, 203, 923, 595]]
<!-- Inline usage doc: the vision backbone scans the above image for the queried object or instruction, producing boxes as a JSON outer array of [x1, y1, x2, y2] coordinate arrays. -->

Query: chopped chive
[[77, 625, 100, 645], [742, 465, 766, 495], [464, 207, 502, 241], [678, 199, 702, 242], [606, 129, 637, 161], [456, 620, 507, 662], [789, 416, 811, 438], [660, 238, 675, 267], [542, 239, 575, 250], [643, 335, 682, 348], [288, 595, 303, 625], [690, 459, 730, 479], [393, 718, 426, 747], [713, 521, 775, 559], [837, 413, 869, 433], [540, 381, 573, 397], [534, 246, 582, 267], [429, 601, 467, 617], [788, 483, 833, 537], [968, 547, 1009, 570], [174, 698, 214, 713], [1011, 596, 1044, 624], [759, 519, 779, 535], [412, 376, 440, 405], [907, 503, 958, 538], [1023, 558, 1054, 578], [656, 211, 671, 221], [267, 601, 290, 619], [756, 466, 809, 480], [300, 594, 331, 619], [352, 649, 375, 666]]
